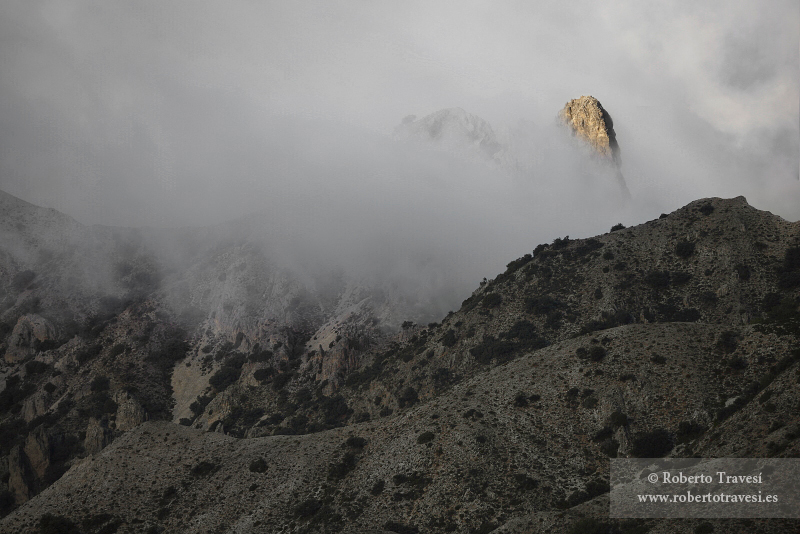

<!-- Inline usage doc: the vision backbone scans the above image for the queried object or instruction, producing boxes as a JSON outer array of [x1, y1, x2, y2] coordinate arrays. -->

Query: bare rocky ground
[[0, 193, 798, 533]]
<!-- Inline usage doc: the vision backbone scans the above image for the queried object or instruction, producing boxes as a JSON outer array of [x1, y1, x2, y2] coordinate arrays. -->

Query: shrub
[[588, 346, 606, 362], [90, 376, 110, 392], [370, 479, 385, 495], [610, 224, 625, 232], [190, 461, 218, 477], [481, 293, 502, 308], [328, 452, 357, 481], [209, 366, 240, 391], [631, 428, 673, 457], [39, 513, 80, 534], [253, 367, 275, 382], [43, 382, 57, 394], [440, 329, 457, 347], [734, 264, 751, 281], [249, 458, 268, 473], [675, 240, 696, 258], [525, 295, 563, 315], [650, 354, 667, 364], [25, 361, 49, 375], [672, 271, 692, 285], [469, 336, 517, 365], [716, 330, 738, 354], [272, 372, 292, 391], [109, 343, 127, 357], [76, 344, 102, 365], [698, 204, 714, 215], [346, 436, 367, 449], [609, 411, 628, 427], [295, 498, 322, 518], [416, 431, 434, 444], [645, 271, 671, 288], [582, 396, 598, 409], [383, 521, 419, 534], [398, 387, 419, 408]]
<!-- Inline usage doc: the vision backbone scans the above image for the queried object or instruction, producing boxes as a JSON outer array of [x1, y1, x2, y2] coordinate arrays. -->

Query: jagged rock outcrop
[[113, 390, 146, 432], [84, 418, 112, 455], [6, 446, 32, 505], [22, 427, 49, 480], [559, 95, 630, 196], [4, 314, 56, 363], [394, 107, 504, 161]]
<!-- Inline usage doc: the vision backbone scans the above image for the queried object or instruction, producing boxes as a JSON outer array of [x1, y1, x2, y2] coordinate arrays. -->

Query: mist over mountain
[[0, 193, 798, 533], [0, 2, 797, 532]]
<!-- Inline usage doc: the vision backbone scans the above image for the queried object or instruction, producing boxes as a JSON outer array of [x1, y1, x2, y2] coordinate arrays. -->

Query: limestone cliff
[[559, 95, 630, 196]]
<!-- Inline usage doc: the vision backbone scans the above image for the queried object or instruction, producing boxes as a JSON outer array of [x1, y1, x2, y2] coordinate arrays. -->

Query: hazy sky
[[0, 1, 798, 285]]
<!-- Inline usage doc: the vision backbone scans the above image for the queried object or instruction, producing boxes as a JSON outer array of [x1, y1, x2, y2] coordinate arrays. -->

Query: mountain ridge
[[0, 193, 798, 532]]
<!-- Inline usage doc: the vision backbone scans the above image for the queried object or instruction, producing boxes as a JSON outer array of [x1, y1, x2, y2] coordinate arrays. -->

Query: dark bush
[[677, 421, 707, 443], [249, 458, 268, 473], [716, 330, 738, 354], [728, 356, 747, 370], [328, 452, 357, 481], [631, 428, 673, 457], [698, 204, 714, 215], [672, 271, 692, 285], [90, 376, 110, 392], [346, 436, 367, 449], [25, 361, 49, 375], [552, 236, 570, 249], [645, 271, 671, 288], [525, 295, 563, 315], [469, 336, 517, 365], [209, 366, 240, 391], [398, 387, 419, 408], [76, 344, 102, 365], [582, 397, 598, 409], [39, 513, 81, 534], [440, 329, 457, 347], [189, 395, 212, 417], [734, 264, 751, 281], [370, 479, 385, 495], [651, 354, 667, 364], [609, 411, 628, 427], [295, 498, 322, 518], [109, 343, 127, 357], [253, 367, 275, 382], [481, 293, 502, 308], [190, 461, 217, 477], [272, 372, 292, 391], [416, 431, 434, 444], [588, 346, 606, 362], [43, 382, 57, 394], [383, 521, 419, 534], [675, 240, 696, 258], [610, 223, 625, 232]]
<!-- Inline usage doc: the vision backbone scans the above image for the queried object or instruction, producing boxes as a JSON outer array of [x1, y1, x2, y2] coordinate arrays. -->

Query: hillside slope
[[1, 195, 798, 533]]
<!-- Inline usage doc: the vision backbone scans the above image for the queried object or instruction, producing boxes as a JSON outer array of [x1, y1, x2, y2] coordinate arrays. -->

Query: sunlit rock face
[[559, 95, 629, 196]]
